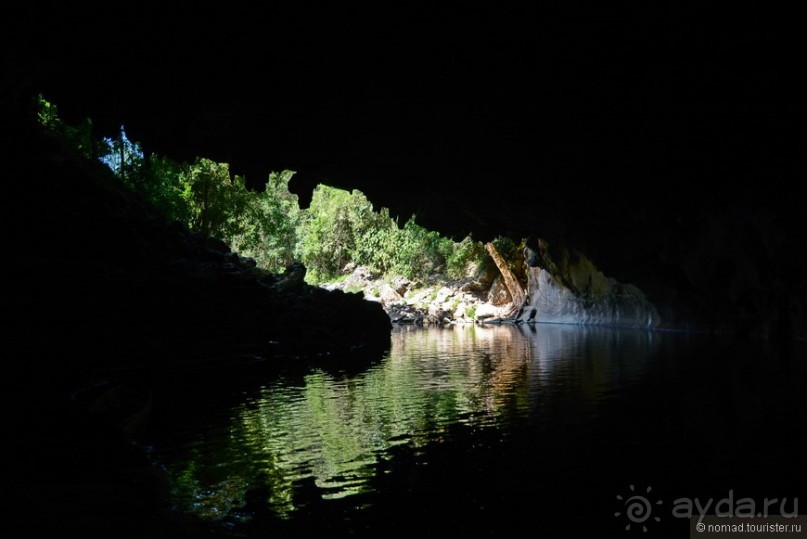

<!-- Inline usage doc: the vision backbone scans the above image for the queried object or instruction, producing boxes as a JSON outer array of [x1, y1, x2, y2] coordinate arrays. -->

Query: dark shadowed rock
[[4, 119, 391, 378], [273, 262, 307, 293], [2, 114, 393, 538], [204, 235, 231, 254]]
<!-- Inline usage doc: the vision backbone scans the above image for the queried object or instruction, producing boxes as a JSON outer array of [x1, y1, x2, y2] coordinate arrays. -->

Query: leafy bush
[[390, 217, 447, 279], [229, 171, 300, 272], [36, 95, 510, 285], [296, 185, 361, 282], [444, 235, 485, 279]]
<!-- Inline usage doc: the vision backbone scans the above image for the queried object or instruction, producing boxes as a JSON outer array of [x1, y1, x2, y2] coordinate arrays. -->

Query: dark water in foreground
[[149, 325, 807, 537]]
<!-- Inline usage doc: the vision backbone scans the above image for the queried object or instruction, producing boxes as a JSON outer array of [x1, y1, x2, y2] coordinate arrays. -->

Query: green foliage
[[444, 235, 485, 279], [37, 94, 60, 129], [229, 171, 300, 272], [37, 94, 107, 160], [36, 95, 508, 284], [295, 185, 483, 284], [491, 235, 520, 272], [176, 158, 243, 237], [141, 154, 193, 224], [391, 217, 448, 279], [297, 185, 360, 282], [491, 235, 518, 258], [353, 207, 399, 273]]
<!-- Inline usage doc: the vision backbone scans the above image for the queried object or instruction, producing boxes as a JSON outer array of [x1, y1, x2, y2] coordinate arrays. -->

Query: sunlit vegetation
[[37, 95, 493, 283]]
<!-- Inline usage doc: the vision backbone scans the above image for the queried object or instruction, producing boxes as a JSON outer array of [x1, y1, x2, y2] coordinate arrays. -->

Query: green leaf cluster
[[37, 94, 109, 161], [36, 95, 499, 282], [295, 185, 486, 283]]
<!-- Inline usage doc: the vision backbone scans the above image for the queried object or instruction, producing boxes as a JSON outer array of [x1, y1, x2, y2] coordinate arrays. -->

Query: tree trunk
[[118, 126, 126, 182], [485, 242, 526, 316]]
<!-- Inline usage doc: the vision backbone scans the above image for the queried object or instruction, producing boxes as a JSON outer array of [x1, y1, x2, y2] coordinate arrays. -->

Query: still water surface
[[149, 324, 806, 536]]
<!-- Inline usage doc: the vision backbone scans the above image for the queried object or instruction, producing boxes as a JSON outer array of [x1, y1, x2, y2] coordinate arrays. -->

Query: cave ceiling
[[6, 7, 805, 255]]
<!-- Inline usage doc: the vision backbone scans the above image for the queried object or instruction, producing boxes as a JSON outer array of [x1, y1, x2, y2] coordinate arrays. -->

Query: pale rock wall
[[516, 241, 659, 328]]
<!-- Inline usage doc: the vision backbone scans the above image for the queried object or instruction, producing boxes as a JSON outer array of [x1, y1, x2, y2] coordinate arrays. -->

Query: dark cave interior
[[6, 7, 805, 336], [3, 8, 807, 538]]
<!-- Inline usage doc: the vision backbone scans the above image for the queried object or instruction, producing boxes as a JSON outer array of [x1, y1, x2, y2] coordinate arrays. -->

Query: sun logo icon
[[615, 485, 663, 532]]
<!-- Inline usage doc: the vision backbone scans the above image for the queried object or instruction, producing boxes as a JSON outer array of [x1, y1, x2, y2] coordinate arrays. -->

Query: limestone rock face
[[487, 275, 512, 306], [517, 241, 659, 328], [517, 267, 658, 328], [377, 283, 404, 306]]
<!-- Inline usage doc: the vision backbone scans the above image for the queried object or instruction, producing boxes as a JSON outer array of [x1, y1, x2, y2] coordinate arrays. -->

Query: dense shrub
[[37, 95, 512, 284]]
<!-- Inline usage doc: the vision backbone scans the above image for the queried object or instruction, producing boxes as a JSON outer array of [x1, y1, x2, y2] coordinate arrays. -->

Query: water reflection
[[158, 324, 658, 520]]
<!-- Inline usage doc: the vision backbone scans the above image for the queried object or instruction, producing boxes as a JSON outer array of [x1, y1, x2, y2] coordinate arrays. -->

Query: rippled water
[[149, 324, 806, 536]]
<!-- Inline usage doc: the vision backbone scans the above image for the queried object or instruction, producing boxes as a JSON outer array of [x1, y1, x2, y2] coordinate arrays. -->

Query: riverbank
[[321, 263, 514, 325]]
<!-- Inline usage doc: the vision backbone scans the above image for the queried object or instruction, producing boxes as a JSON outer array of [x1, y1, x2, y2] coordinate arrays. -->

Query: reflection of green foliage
[[160, 326, 539, 521], [158, 326, 641, 523], [169, 446, 243, 520]]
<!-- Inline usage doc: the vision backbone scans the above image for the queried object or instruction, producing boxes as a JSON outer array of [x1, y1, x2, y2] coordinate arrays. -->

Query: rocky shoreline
[[322, 263, 514, 326], [321, 240, 662, 331]]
